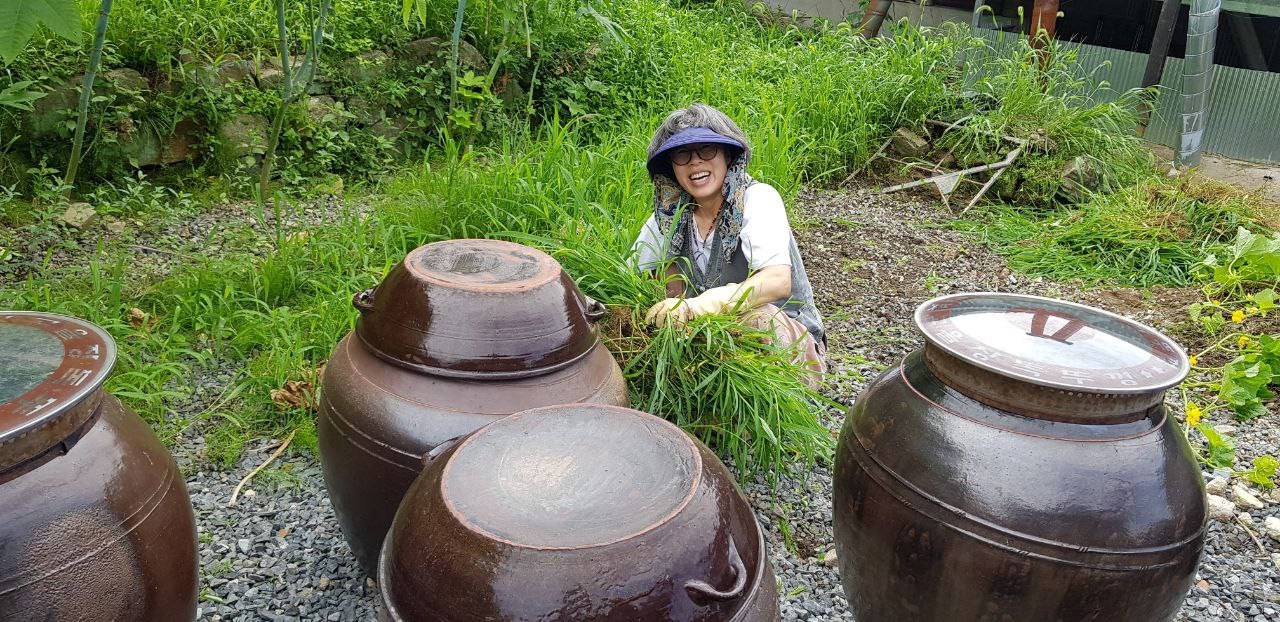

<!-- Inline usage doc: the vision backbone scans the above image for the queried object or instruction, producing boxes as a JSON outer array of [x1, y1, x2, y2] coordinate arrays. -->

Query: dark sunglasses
[[669, 143, 723, 166]]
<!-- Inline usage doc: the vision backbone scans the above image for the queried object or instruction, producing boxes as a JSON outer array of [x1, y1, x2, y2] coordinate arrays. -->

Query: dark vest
[[672, 232, 826, 346]]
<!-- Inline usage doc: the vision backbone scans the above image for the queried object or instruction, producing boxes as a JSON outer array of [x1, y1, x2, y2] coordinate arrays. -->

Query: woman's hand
[[645, 297, 690, 326]]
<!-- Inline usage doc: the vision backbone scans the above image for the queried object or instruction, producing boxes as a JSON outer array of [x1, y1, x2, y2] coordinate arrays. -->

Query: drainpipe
[[860, 0, 891, 38], [1179, 0, 1222, 167], [1138, 0, 1181, 136], [1029, 0, 1059, 66]]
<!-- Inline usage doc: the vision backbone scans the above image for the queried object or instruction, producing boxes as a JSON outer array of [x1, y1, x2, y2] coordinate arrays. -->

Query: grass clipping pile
[[601, 305, 834, 482]]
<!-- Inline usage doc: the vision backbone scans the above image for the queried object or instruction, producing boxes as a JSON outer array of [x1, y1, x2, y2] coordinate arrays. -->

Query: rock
[[103, 218, 125, 234], [888, 128, 930, 158], [402, 37, 488, 73], [1057, 155, 1103, 204], [1233, 484, 1266, 511], [215, 113, 269, 165], [821, 550, 837, 568], [369, 116, 410, 145], [1265, 516, 1280, 541], [197, 55, 254, 88], [1208, 494, 1236, 521], [306, 96, 344, 127], [237, 538, 251, 554], [495, 73, 526, 110], [104, 68, 149, 93], [256, 55, 307, 92], [1273, 553, 1280, 570], [341, 51, 391, 84], [25, 77, 81, 137], [1216, 425, 1238, 435], [60, 203, 97, 229], [1207, 476, 1230, 496], [160, 118, 201, 164]]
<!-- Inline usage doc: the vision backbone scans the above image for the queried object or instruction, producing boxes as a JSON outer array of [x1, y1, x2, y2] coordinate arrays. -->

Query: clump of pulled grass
[[604, 306, 835, 483], [958, 173, 1272, 287]]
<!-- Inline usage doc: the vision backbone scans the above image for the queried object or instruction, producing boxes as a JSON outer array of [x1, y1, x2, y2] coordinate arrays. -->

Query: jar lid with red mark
[[915, 293, 1189, 395], [0, 312, 115, 472]]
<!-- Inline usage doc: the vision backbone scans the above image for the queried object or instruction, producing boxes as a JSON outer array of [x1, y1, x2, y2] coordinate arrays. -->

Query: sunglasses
[[669, 143, 723, 166]]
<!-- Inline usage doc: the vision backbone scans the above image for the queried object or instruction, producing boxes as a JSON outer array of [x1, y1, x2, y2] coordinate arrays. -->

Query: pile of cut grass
[[957, 175, 1272, 286]]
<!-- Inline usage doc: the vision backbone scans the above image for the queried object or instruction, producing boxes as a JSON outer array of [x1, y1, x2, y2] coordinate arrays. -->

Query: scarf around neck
[[651, 152, 755, 293]]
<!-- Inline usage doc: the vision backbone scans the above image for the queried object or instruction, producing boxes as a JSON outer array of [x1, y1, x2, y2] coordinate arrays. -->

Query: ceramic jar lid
[[0, 312, 115, 472], [915, 293, 1188, 395], [353, 239, 606, 379]]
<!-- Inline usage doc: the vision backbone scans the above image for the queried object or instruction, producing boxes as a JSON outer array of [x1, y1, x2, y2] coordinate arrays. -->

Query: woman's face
[[670, 143, 728, 206]]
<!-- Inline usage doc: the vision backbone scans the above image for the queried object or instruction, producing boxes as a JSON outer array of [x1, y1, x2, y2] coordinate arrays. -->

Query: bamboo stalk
[[63, 0, 114, 194]]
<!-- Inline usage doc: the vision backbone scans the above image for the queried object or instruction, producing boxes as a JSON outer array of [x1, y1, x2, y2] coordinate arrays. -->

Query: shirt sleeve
[[740, 183, 793, 270], [630, 214, 665, 272]]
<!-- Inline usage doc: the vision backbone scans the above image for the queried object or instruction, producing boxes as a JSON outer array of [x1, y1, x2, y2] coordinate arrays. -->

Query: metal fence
[[973, 28, 1280, 164]]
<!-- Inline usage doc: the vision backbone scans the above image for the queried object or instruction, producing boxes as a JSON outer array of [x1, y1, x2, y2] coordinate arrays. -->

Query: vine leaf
[[0, 0, 82, 64]]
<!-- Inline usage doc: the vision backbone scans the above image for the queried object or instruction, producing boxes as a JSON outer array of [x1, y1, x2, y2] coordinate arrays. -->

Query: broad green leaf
[[1255, 289, 1278, 312], [1197, 423, 1236, 468], [1243, 456, 1279, 489], [0, 0, 81, 64], [1231, 227, 1259, 262]]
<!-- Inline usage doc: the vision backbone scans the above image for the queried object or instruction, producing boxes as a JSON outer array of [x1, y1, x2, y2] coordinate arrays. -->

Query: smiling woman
[[631, 103, 827, 384]]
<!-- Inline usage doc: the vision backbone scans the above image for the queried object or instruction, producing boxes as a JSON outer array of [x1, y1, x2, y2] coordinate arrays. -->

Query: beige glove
[[680, 284, 741, 319], [644, 297, 690, 326]]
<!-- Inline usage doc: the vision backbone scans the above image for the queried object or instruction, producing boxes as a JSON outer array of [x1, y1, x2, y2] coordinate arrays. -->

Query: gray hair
[[646, 103, 752, 164]]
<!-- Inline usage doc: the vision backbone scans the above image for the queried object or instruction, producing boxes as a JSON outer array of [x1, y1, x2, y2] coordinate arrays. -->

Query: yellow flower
[[1186, 402, 1202, 426], [1239, 335, 1251, 349], [1211, 299, 1222, 306], [1189, 355, 1198, 366], [1232, 310, 1246, 323]]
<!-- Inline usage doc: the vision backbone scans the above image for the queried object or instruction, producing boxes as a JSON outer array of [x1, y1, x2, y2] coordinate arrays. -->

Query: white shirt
[[631, 183, 793, 273]]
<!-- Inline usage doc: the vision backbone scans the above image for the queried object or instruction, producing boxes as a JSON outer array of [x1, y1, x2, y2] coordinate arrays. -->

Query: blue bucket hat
[[646, 127, 745, 178]]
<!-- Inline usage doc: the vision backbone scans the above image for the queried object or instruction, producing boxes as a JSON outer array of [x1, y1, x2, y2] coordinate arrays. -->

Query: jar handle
[[352, 288, 376, 314], [423, 434, 467, 466], [685, 534, 748, 602], [583, 295, 607, 323]]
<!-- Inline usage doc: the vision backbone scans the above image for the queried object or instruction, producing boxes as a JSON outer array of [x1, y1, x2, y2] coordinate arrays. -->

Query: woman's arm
[[733, 264, 791, 309]]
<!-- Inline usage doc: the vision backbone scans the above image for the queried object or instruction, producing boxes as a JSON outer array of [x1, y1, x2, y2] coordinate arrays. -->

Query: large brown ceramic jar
[[834, 293, 1204, 622], [378, 404, 779, 621], [318, 239, 629, 574], [0, 312, 198, 621]]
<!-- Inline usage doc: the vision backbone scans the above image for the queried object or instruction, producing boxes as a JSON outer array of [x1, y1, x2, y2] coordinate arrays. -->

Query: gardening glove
[[682, 283, 748, 319], [645, 297, 690, 326]]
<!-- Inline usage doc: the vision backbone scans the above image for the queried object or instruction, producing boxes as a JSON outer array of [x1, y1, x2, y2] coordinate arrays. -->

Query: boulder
[[401, 37, 487, 73], [25, 77, 82, 137], [1057, 155, 1104, 204], [103, 68, 149, 94], [196, 55, 255, 89], [160, 118, 202, 165], [256, 55, 307, 92], [341, 51, 391, 84], [306, 96, 345, 127], [215, 114, 269, 167]]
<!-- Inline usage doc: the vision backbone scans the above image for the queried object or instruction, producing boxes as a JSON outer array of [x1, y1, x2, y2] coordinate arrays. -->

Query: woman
[[631, 103, 827, 379]]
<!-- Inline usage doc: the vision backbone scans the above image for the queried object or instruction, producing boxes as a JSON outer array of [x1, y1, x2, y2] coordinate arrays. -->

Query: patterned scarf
[[651, 151, 754, 293]]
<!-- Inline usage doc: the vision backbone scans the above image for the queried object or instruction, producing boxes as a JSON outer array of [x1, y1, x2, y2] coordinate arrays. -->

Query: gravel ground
[[170, 187, 1280, 620]]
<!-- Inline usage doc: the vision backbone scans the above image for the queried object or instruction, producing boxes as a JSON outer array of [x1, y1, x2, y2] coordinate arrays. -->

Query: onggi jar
[[0, 312, 198, 620]]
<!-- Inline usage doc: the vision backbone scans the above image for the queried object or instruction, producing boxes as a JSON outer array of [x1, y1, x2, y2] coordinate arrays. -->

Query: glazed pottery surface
[[318, 239, 628, 575], [353, 238, 606, 379], [833, 293, 1205, 622], [0, 312, 199, 621], [378, 404, 778, 622]]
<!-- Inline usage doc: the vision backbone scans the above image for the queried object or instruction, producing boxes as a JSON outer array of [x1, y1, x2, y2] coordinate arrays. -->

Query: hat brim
[[646, 127, 745, 177]]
